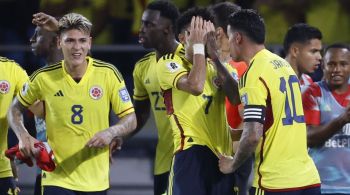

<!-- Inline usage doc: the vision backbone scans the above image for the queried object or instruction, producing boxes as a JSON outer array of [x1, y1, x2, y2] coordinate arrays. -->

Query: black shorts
[[43, 186, 107, 195], [154, 171, 169, 195], [0, 177, 17, 195], [168, 145, 236, 195], [250, 186, 321, 195]]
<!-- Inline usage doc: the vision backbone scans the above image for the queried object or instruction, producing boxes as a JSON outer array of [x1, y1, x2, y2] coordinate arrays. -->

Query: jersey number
[[151, 92, 166, 111], [279, 75, 304, 125], [71, 105, 83, 124], [202, 94, 213, 114]]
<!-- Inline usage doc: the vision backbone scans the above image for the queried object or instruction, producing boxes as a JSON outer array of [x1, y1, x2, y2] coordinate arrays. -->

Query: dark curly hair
[[147, 0, 180, 32]]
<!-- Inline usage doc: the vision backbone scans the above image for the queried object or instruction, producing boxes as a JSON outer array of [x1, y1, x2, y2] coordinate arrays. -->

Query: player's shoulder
[[92, 58, 124, 82], [0, 56, 22, 70], [135, 52, 155, 66], [30, 61, 62, 81]]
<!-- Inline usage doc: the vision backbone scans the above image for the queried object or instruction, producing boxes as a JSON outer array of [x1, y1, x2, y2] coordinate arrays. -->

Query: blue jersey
[[304, 81, 350, 193]]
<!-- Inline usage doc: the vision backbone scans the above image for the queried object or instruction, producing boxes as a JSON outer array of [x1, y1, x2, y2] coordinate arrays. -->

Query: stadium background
[[0, 0, 349, 194]]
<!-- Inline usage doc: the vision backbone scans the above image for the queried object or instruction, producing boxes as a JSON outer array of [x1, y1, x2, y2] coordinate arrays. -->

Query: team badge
[[212, 76, 222, 89], [0, 80, 10, 94], [166, 61, 180, 73], [89, 86, 103, 100], [241, 93, 248, 106], [119, 87, 131, 102]]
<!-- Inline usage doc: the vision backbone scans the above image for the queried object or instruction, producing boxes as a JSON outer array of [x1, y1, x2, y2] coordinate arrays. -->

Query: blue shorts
[[168, 145, 236, 195], [154, 171, 169, 195], [43, 186, 107, 195], [0, 177, 17, 195], [250, 186, 321, 195]]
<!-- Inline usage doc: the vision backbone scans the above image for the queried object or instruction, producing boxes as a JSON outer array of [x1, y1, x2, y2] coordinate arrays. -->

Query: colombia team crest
[[0, 80, 10, 94], [212, 76, 222, 89], [89, 86, 103, 100]]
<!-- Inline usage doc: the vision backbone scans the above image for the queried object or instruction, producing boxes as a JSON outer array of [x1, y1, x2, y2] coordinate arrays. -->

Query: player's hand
[[32, 12, 59, 32], [205, 22, 219, 60], [218, 154, 234, 174], [186, 16, 208, 45], [109, 137, 123, 164], [18, 132, 39, 158], [86, 129, 114, 148]]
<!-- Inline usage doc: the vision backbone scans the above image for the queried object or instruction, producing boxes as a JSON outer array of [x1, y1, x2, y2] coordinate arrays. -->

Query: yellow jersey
[[0, 57, 28, 178], [239, 49, 320, 190], [18, 57, 134, 191], [133, 44, 185, 175], [156, 54, 234, 156]]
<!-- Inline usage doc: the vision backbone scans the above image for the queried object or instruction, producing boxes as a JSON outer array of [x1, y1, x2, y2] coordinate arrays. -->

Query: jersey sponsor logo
[[54, 90, 64, 97], [212, 76, 222, 89], [241, 93, 248, 106], [119, 87, 131, 102], [0, 80, 10, 94], [166, 61, 180, 73], [89, 86, 103, 100]]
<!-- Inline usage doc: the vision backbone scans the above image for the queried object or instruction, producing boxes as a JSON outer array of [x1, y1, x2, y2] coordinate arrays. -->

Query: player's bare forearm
[[109, 112, 137, 138], [211, 58, 240, 105], [231, 122, 262, 171], [8, 98, 29, 139], [129, 100, 151, 137]]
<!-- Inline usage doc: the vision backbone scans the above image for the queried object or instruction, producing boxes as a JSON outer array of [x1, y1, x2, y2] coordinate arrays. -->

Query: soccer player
[[29, 23, 63, 195], [218, 9, 321, 194], [284, 23, 322, 89], [209, 3, 251, 195], [157, 7, 238, 194], [8, 13, 136, 194], [0, 57, 28, 195], [133, 1, 180, 194], [303, 44, 350, 194]]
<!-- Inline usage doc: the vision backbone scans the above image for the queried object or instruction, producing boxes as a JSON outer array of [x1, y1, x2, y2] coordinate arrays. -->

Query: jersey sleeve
[[224, 62, 239, 82], [109, 70, 134, 118], [302, 83, 321, 125], [17, 74, 41, 107], [132, 63, 148, 101], [156, 54, 188, 90], [13, 63, 29, 95], [239, 74, 268, 124]]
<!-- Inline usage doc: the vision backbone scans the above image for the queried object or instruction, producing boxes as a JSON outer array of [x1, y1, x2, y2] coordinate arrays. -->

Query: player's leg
[[233, 156, 253, 195], [0, 177, 18, 195], [34, 174, 42, 195], [154, 171, 169, 195], [170, 145, 207, 195]]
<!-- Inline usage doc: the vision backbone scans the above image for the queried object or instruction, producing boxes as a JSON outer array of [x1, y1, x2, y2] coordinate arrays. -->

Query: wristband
[[193, 43, 205, 55]]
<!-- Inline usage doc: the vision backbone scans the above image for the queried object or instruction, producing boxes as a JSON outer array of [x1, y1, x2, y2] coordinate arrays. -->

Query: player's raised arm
[[176, 16, 207, 95]]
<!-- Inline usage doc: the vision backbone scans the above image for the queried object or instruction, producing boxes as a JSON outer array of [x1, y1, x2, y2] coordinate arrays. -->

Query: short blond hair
[[58, 13, 92, 35]]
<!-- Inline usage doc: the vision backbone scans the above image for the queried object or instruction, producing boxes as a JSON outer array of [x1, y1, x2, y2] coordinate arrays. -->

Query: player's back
[[240, 49, 320, 190]]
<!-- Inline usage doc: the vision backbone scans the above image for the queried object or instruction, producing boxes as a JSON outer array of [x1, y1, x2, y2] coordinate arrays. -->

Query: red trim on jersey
[[257, 77, 273, 188], [173, 114, 185, 153], [260, 183, 321, 192], [302, 83, 322, 125], [331, 85, 350, 107], [162, 89, 174, 115], [259, 77, 273, 131]]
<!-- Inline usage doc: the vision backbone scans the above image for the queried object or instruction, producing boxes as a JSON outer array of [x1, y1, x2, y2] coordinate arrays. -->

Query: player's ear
[[290, 43, 299, 58], [178, 33, 185, 44], [235, 32, 242, 44]]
